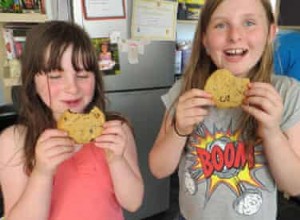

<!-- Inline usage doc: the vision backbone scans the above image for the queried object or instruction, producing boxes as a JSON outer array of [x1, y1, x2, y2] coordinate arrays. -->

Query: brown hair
[[175, 0, 275, 145], [18, 21, 115, 173]]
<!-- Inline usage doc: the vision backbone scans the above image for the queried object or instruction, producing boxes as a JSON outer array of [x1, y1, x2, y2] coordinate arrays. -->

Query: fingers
[[45, 145, 75, 158], [247, 82, 279, 96], [34, 129, 77, 176], [243, 83, 282, 113], [241, 104, 268, 122], [100, 121, 126, 143], [245, 83, 282, 106], [37, 130, 75, 158], [176, 89, 214, 121], [177, 105, 210, 118], [101, 120, 125, 135], [37, 129, 70, 145], [178, 89, 214, 107], [175, 89, 215, 135], [94, 120, 127, 157], [242, 82, 283, 133]]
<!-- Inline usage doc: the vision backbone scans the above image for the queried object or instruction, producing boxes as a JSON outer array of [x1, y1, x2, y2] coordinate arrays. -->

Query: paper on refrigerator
[[131, 0, 178, 41]]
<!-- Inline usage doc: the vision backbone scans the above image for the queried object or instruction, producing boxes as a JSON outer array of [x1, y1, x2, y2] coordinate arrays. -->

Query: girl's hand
[[94, 120, 127, 162], [242, 82, 283, 138], [175, 89, 215, 136], [34, 129, 76, 177]]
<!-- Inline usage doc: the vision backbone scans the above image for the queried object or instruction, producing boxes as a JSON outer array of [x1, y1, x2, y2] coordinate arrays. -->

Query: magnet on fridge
[[110, 32, 121, 44]]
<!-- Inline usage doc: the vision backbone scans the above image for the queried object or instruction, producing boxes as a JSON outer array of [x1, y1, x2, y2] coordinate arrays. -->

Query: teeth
[[225, 49, 245, 55]]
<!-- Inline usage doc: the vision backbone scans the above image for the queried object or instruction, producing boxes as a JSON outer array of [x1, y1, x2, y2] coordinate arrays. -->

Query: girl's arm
[[243, 82, 300, 196], [261, 122, 300, 196], [94, 121, 144, 212], [0, 126, 52, 220], [0, 126, 75, 220], [149, 89, 214, 179], [149, 112, 188, 179]]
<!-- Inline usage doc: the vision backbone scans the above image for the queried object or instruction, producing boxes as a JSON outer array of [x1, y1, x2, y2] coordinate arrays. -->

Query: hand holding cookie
[[35, 129, 76, 176], [242, 82, 283, 139], [94, 120, 128, 162], [175, 89, 215, 136], [204, 69, 250, 108]]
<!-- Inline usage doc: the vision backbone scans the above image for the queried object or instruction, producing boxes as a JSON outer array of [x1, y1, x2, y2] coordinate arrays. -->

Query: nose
[[228, 26, 242, 43], [64, 76, 79, 94]]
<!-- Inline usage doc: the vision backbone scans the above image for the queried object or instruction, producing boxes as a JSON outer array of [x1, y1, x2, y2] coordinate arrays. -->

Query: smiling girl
[[149, 0, 300, 219]]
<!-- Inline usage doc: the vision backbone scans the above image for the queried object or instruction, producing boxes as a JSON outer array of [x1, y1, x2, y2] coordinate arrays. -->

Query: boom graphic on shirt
[[185, 123, 267, 216]]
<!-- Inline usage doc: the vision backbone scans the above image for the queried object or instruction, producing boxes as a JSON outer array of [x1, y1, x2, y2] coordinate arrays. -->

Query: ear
[[268, 23, 277, 43]]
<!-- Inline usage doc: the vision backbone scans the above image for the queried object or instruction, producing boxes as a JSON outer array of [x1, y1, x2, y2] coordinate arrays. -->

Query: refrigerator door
[[104, 41, 175, 92], [106, 88, 170, 219], [71, 0, 175, 91]]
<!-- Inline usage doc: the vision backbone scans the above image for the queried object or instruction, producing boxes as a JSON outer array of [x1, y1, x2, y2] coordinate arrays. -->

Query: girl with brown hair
[[0, 21, 143, 220]]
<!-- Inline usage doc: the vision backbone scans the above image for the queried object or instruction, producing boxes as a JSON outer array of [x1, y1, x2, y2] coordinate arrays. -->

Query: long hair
[[19, 21, 106, 173], [175, 0, 276, 146]]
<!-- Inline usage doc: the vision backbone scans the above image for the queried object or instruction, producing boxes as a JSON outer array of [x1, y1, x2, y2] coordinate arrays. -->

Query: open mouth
[[64, 99, 81, 107], [224, 48, 248, 56]]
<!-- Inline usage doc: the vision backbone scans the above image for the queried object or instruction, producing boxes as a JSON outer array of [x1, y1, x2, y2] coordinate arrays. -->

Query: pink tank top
[[49, 143, 124, 220]]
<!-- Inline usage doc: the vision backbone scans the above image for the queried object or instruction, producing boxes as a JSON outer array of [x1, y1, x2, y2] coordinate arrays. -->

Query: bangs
[[31, 21, 98, 75], [39, 42, 97, 74]]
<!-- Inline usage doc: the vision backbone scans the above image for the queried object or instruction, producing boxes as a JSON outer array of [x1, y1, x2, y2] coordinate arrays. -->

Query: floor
[[143, 173, 300, 220]]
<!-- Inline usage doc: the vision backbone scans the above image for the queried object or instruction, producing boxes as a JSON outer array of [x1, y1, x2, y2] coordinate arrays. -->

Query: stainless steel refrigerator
[[105, 42, 174, 219], [51, 0, 176, 219]]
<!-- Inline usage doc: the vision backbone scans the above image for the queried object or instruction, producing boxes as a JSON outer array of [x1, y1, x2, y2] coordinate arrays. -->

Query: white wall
[[176, 22, 197, 42]]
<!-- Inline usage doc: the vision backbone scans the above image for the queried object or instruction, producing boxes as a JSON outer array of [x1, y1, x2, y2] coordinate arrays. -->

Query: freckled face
[[34, 46, 95, 121], [202, 0, 275, 77]]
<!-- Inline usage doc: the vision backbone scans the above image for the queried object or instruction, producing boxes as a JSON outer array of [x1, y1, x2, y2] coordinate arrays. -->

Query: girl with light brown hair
[[149, 0, 300, 219]]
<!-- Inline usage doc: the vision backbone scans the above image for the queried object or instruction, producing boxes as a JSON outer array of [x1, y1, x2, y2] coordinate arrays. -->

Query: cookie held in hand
[[204, 69, 250, 108], [57, 107, 106, 144]]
